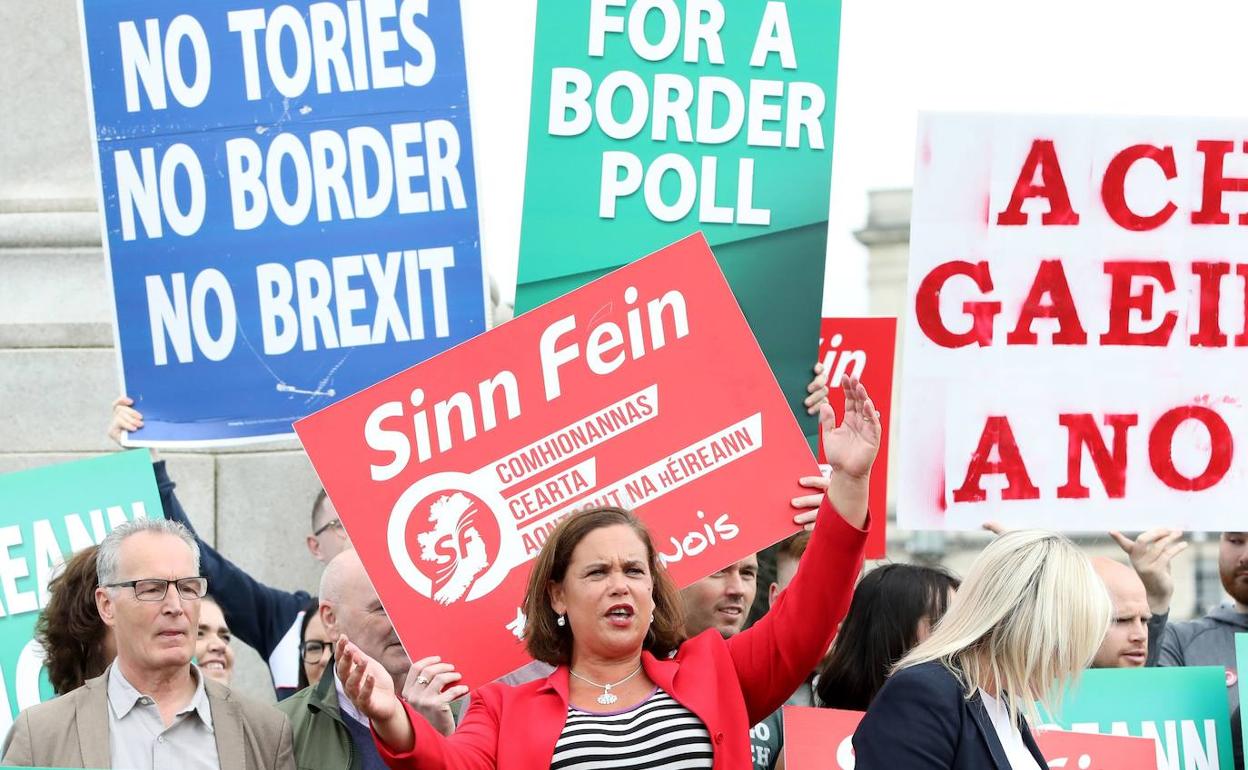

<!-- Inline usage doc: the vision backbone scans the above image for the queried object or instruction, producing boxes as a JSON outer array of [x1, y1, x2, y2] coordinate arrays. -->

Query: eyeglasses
[[300, 640, 331, 663], [102, 577, 208, 602], [312, 518, 345, 538]]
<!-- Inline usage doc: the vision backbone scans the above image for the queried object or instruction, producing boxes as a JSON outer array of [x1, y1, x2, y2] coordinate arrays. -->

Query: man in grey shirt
[[1159, 531, 1248, 770], [2, 518, 293, 769], [1160, 531, 1248, 707]]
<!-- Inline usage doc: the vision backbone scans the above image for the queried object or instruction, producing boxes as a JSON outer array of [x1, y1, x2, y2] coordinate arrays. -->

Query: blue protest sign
[[79, 0, 487, 444]]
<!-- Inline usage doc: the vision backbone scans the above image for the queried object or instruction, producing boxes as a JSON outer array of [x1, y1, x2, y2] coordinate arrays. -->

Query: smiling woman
[[333, 376, 881, 770], [195, 595, 235, 686]]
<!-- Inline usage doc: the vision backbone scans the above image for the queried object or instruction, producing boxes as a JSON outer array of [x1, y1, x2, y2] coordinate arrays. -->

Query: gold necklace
[[569, 663, 643, 705]]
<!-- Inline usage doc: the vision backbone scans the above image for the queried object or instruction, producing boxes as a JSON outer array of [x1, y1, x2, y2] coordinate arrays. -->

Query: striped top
[[550, 688, 714, 770]]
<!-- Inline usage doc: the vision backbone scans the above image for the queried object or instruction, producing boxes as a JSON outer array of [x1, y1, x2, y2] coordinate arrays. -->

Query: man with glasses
[[109, 398, 353, 699], [306, 491, 353, 563], [279, 550, 460, 769], [2, 519, 294, 769]]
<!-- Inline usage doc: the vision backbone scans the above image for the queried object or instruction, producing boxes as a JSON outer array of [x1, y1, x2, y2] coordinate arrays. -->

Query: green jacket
[[277, 669, 358, 770]]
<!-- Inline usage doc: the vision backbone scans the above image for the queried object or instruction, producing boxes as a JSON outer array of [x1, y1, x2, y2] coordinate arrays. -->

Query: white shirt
[[334, 671, 370, 726], [978, 688, 1044, 770], [106, 662, 220, 770]]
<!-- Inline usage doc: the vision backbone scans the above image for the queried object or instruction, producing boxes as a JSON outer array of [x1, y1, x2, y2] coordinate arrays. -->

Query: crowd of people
[[1, 373, 1242, 770]]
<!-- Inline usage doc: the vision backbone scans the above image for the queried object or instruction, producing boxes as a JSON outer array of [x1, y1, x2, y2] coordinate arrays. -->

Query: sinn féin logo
[[387, 472, 520, 605], [415, 492, 491, 604]]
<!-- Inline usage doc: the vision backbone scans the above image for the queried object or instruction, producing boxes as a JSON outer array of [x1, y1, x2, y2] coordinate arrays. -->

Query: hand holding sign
[[108, 396, 143, 446], [804, 362, 830, 415], [790, 476, 830, 532]]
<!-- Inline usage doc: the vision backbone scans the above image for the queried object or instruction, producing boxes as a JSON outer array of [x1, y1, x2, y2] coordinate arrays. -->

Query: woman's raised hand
[[816, 376, 881, 530], [819, 375, 881, 481]]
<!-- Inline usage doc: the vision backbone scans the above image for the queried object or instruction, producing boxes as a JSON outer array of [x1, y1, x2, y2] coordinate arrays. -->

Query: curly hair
[[36, 545, 113, 695]]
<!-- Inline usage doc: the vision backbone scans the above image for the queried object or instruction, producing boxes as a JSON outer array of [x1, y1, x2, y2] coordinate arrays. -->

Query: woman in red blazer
[[334, 377, 879, 770]]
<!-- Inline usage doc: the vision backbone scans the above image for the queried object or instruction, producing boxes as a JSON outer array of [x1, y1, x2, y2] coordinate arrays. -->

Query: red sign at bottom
[[783, 706, 1158, 770]]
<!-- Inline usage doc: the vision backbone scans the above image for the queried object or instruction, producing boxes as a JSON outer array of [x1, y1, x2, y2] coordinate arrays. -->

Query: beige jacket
[[1, 670, 294, 769]]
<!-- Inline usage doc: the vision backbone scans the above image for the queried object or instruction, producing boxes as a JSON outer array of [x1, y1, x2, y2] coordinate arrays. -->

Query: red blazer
[[377, 499, 867, 770]]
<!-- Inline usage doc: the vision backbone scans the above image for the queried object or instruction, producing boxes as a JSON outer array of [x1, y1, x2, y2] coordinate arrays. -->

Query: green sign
[[1042, 667, 1233, 770], [516, 0, 841, 442], [1236, 633, 1248, 759], [0, 450, 158, 733]]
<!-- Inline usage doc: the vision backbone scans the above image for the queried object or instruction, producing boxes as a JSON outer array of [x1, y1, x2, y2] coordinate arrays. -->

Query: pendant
[[597, 686, 618, 706]]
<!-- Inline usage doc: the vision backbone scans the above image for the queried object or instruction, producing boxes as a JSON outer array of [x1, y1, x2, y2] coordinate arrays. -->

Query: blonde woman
[[852, 530, 1112, 770]]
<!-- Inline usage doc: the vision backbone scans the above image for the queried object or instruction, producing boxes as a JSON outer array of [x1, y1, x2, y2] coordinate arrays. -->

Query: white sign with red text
[[900, 114, 1247, 530]]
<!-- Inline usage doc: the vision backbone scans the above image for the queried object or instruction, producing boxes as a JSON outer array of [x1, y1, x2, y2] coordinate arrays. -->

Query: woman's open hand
[[819, 375, 881, 481], [336, 637, 415, 752], [816, 376, 880, 530]]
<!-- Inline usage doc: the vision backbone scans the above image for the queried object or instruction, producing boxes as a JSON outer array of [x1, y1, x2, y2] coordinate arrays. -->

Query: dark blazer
[[852, 661, 1047, 770]]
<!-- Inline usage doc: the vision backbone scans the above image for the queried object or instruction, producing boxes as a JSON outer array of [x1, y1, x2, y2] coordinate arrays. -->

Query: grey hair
[[96, 518, 201, 586]]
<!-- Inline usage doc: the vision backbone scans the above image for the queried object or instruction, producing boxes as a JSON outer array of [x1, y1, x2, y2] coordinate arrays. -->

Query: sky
[[462, 0, 1248, 315]]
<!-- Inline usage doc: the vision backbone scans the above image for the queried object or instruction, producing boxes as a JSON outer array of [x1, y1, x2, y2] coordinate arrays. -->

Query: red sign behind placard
[[295, 233, 820, 688], [782, 707, 1158, 770], [783, 706, 863, 770], [1034, 729, 1158, 770], [817, 318, 896, 559]]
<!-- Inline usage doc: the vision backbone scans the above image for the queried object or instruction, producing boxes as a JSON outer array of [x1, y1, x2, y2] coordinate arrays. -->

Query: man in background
[[111, 397, 344, 699], [280, 550, 459, 770], [1160, 531, 1247, 704], [1089, 527, 1181, 669], [3, 519, 293, 769]]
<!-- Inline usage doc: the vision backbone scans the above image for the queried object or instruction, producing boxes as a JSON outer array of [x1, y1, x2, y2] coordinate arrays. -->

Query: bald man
[[279, 551, 460, 768], [1091, 557, 1162, 668]]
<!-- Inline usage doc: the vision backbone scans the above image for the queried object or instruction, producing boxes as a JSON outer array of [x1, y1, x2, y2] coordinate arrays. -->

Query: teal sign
[[516, 0, 842, 443], [0, 450, 158, 733], [1236, 633, 1248, 760], [1043, 667, 1233, 770]]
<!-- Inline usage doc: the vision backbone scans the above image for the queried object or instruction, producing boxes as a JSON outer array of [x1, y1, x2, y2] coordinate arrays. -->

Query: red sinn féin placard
[[817, 318, 896, 559], [295, 233, 820, 688], [783, 707, 1158, 770]]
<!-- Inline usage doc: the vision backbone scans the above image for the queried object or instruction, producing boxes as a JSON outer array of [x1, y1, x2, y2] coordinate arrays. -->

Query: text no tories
[[108, 1, 469, 367], [551, 0, 827, 226]]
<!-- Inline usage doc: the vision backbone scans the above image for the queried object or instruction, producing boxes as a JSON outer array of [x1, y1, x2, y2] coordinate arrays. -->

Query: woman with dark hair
[[35, 545, 115, 695], [815, 563, 961, 711], [332, 377, 881, 770], [297, 596, 331, 690]]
